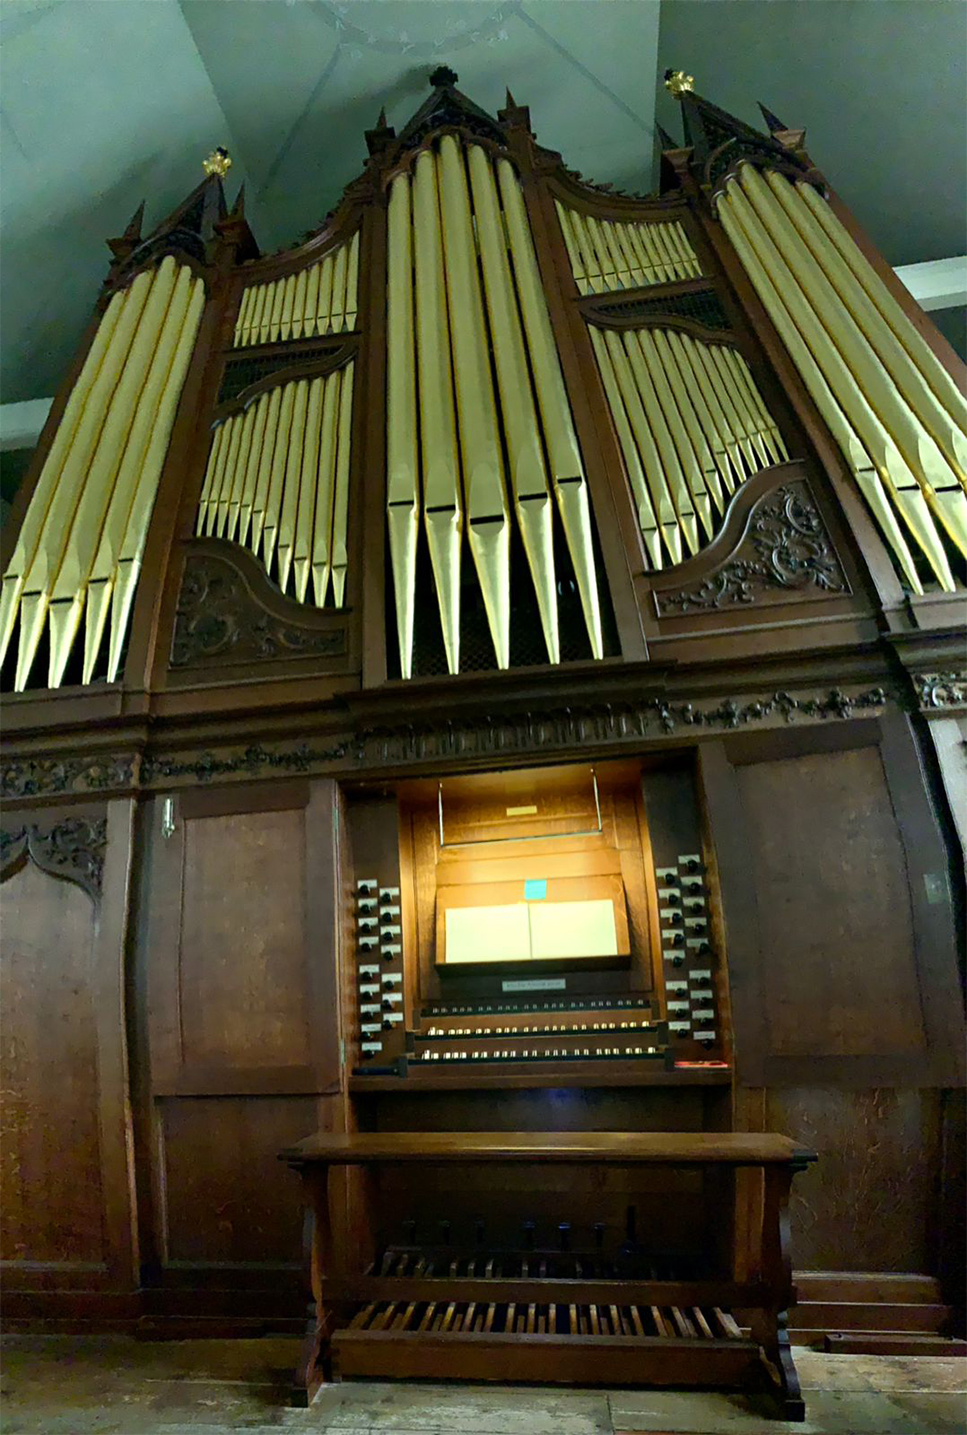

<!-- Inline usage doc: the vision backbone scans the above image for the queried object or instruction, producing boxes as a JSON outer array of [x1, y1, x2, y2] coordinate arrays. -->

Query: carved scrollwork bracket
[[912, 672, 967, 711], [0, 816, 108, 901], [655, 482, 847, 616]]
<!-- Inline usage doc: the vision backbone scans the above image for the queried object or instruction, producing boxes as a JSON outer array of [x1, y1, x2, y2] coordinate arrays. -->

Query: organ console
[[1, 60, 963, 1425]]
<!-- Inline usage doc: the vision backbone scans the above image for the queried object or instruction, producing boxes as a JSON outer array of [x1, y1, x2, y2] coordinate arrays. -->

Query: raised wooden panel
[[736, 745, 924, 1059], [159, 1095, 322, 1265], [0, 863, 104, 1266], [767, 1088, 941, 1273], [180, 806, 311, 1069]]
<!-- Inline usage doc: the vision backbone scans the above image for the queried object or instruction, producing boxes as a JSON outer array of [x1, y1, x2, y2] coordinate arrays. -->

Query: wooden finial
[[429, 65, 457, 88], [655, 122, 678, 150], [758, 102, 787, 134]]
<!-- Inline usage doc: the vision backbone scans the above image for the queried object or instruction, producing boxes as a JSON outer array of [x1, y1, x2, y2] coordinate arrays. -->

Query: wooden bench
[[280, 1130, 816, 1419]]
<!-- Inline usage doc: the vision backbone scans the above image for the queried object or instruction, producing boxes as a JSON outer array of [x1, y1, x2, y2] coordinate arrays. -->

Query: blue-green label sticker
[[524, 879, 547, 900]]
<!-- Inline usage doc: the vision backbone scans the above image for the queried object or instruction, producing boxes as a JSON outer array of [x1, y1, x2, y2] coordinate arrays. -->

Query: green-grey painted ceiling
[[1, 0, 964, 406]]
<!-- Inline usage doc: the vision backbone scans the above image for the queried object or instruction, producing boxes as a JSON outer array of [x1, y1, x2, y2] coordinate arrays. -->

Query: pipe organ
[[1, 66, 964, 1420]]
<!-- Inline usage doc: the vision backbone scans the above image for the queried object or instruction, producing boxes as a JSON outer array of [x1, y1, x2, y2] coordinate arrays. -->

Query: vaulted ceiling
[[1, 0, 964, 406]]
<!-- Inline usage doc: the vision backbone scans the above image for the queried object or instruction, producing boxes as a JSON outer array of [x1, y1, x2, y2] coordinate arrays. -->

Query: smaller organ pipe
[[261, 379, 296, 573], [631, 329, 714, 542], [197, 422, 226, 535], [312, 368, 342, 606], [225, 402, 257, 543], [621, 222, 660, 285], [292, 375, 324, 602], [620, 329, 699, 555], [251, 386, 282, 550], [555, 202, 589, 294], [215, 410, 246, 537], [610, 223, 646, 287], [647, 328, 725, 514], [304, 262, 321, 338], [569, 210, 605, 292], [248, 284, 268, 346], [345, 231, 360, 330], [330, 243, 348, 333], [275, 378, 310, 592], [316, 254, 334, 333], [331, 361, 354, 606], [726, 348, 788, 464], [234, 285, 255, 346], [292, 269, 308, 341], [268, 279, 286, 343], [237, 392, 270, 548], [666, 332, 738, 495], [589, 327, 663, 567], [585, 216, 620, 289]]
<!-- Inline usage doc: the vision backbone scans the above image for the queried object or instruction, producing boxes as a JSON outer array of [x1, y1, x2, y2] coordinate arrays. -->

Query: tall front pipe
[[331, 362, 354, 607], [414, 149, 463, 674], [497, 158, 603, 659], [386, 173, 420, 676], [439, 135, 510, 669]]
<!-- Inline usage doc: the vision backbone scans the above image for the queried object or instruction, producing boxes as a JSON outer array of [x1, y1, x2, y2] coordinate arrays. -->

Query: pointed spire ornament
[[365, 105, 395, 155], [202, 146, 232, 177], [106, 200, 145, 261], [758, 102, 787, 133], [656, 121, 679, 151], [429, 64, 458, 88]]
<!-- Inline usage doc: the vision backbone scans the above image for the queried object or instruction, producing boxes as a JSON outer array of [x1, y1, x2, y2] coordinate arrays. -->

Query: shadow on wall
[[1, 448, 34, 527]]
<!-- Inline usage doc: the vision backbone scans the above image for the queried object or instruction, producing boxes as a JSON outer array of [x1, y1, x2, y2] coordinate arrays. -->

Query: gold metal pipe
[[611, 223, 646, 287], [586, 216, 620, 290], [648, 327, 725, 515], [589, 327, 662, 568], [471, 144, 558, 662], [439, 134, 510, 668], [770, 172, 967, 482], [83, 264, 194, 682], [619, 328, 698, 557], [331, 361, 354, 607], [669, 332, 739, 495], [261, 379, 296, 575], [414, 148, 463, 673], [1, 287, 126, 669], [293, 376, 324, 602], [706, 343, 770, 468], [250, 386, 282, 551], [278, 275, 296, 342], [716, 345, 780, 467], [386, 172, 420, 675], [633, 329, 714, 541], [330, 241, 348, 333], [197, 422, 226, 535], [304, 263, 321, 339], [637, 224, 675, 284], [740, 163, 964, 505], [215, 409, 246, 538], [665, 221, 698, 278], [693, 340, 758, 473], [238, 393, 269, 550], [719, 184, 935, 591], [597, 327, 677, 564], [234, 286, 254, 347], [275, 378, 309, 593], [292, 270, 308, 341], [727, 347, 789, 464], [345, 231, 360, 331], [225, 401, 257, 544], [248, 284, 268, 346], [594, 216, 631, 287], [555, 201, 589, 294], [569, 209, 605, 293], [105, 274, 206, 682], [14, 268, 153, 690], [312, 369, 342, 606], [797, 179, 967, 434], [498, 156, 603, 658], [256, 281, 274, 344], [267, 278, 286, 343], [622, 223, 660, 286], [316, 254, 334, 334], [650, 223, 685, 281]]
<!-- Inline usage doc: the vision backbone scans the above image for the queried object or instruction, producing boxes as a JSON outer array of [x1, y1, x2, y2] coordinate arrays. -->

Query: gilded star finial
[[664, 69, 694, 98], [203, 146, 232, 177]]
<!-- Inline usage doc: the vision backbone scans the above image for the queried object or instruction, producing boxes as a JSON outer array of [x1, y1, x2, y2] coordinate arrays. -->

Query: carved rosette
[[0, 816, 108, 900], [1, 754, 135, 801], [171, 548, 347, 669], [655, 483, 847, 616]]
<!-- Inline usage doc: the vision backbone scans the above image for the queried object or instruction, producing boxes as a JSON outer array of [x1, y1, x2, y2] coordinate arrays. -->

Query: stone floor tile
[[311, 1381, 611, 1433], [786, 1353, 879, 1392], [867, 1356, 967, 1393], [609, 1386, 934, 1434], [884, 1391, 967, 1432]]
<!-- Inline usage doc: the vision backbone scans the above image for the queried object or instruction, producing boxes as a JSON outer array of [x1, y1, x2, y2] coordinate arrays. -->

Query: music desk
[[280, 1130, 816, 1419]]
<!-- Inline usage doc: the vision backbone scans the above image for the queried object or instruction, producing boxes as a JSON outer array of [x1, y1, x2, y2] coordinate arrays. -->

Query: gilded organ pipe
[[192, 364, 354, 610], [720, 168, 957, 589], [588, 322, 787, 568], [555, 203, 702, 294], [1, 258, 204, 689], [386, 173, 420, 678], [232, 230, 362, 347]]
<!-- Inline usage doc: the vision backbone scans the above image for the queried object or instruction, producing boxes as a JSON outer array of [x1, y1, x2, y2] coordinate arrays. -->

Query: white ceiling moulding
[[0, 256, 963, 453], [893, 256, 967, 312]]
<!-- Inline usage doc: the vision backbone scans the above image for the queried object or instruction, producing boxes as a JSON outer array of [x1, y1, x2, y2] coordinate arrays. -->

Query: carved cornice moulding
[[1, 753, 137, 801], [0, 816, 107, 900]]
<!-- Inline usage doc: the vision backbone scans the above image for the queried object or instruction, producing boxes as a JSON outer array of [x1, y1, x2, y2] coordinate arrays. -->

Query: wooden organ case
[[1, 66, 965, 1418]]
